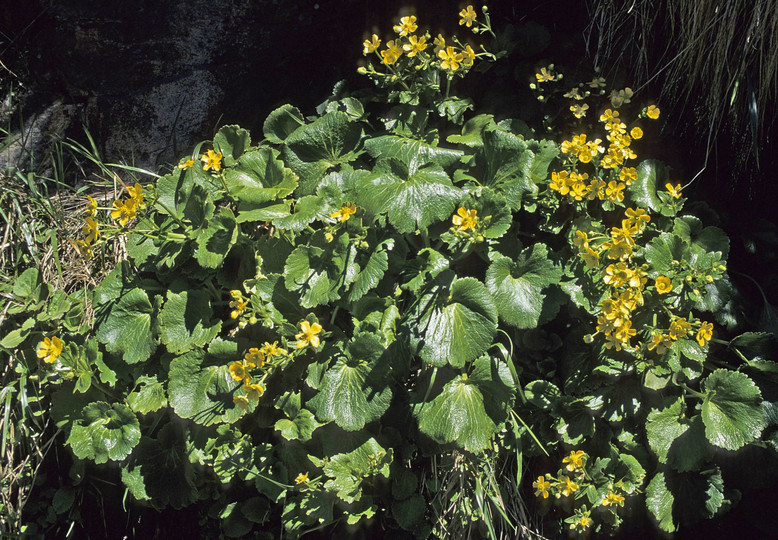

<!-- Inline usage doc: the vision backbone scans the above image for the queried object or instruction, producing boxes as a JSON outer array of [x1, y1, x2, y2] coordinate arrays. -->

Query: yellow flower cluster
[[649, 318, 713, 353], [229, 289, 248, 319], [111, 182, 145, 227], [362, 8, 480, 73], [229, 341, 287, 410]]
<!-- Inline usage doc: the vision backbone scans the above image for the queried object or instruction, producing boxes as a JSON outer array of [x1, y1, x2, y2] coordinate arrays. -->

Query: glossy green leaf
[[632, 159, 668, 212], [673, 216, 730, 259], [66, 401, 140, 464], [213, 125, 251, 167], [272, 194, 329, 232], [224, 147, 298, 204], [168, 350, 240, 426], [159, 289, 222, 354], [701, 369, 765, 450], [322, 437, 392, 503], [348, 240, 391, 302], [646, 398, 689, 463], [96, 287, 157, 364], [409, 276, 498, 368], [364, 134, 463, 169], [196, 207, 238, 269], [486, 244, 562, 328], [263, 103, 305, 144], [127, 375, 167, 414]]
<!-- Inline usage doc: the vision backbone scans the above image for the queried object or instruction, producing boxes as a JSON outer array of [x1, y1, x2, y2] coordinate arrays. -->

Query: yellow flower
[[605, 180, 626, 203], [625, 207, 650, 227], [648, 333, 673, 354], [127, 183, 144, 208], [229, 296, 247, 319], [233, 395, 249, 411], [363, 34, 381, 55], [403, 35, 427, 57], [666, 182, 682, 198], [296, 320, 323, 349], [452, 207, 478, 231], [646, 105, 660, 119], [631, 126, 644, 139], [579, 247, 600, 269], [331, 203, 357, 222], [37, 336, 63, 364], [535, 66, 554, 83], [588, 76, 606, 89], [601, 491, 625, 507], [600, 108, 619, 123], [570, 103, 589, 118], [244, 381, 265, 400], [180, 158, 195, 170], [260, 341, 285, 359], [82, 216, 100, 243], [461, 44, 475, 67], [573, 230, 589, 251], [533, 475, 551, 498], [562, 450, 586, 472], [459, 5, 477, 27], [609, 87, 633, 108], [655, 276, 673, 294], [86, 195, 97, 216], [110, 199, 137, 227], [393, 15, 417, 36], [697, 321, 714, 346], [201, 149, 223, 172], [244, 347, 265, 367], [564, 88, 582, 100], [620, 166, 638, 185], [295, 472, 309, 484], [669, 318, 692, 340], [381, 40, 403, 65], [433, 34, 446, 54], [228, 360, 253, 383], [558, 476, 579, 497], [571, 514, 593, 530], [74, 239, 93, 259], [438, 46, 463, 71]]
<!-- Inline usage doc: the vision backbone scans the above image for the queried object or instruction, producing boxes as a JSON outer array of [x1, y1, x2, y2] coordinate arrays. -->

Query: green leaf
[[631, 160, 669, 212], [646, 472, 675, 532], [348, 240, 392, 302], [408, 275, 498, 368], [275, 408, 323, 442], [363, 134, 463, 169], [445, 113, 496, 146], [673, 216, 730, 259], [66, 401, 140, 464], [127, 375, 168, 414], [213, 125, 251, 167], [96, 288, 157, 364], [159, 289, 222, 354], [646, 398, 689, 463], [356, 160, 461, 234], [263, 104, 305, 144], [644, 232, 687, 275], [283, 111, 364, 194], [13, 267, 41, 297], [196, 207, 238, 269], [322, 437, 392, 504], [701, 369, 765, 450], [283, 244, 341, 308], [436, 96, 473, 124], [271, 194, 329, 232], [224, 147, 298, 204], [308, 334, 391, 431], [415, 373, 497, 452], [392, 494, 425, 530], [486, 244, 562, 328], [168, 350, 239, 426]]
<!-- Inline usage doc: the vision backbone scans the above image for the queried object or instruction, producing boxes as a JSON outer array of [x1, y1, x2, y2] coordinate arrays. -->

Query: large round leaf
[[701, 369, 764, 450], [96, 287, 157, 364], [409, 276, 498, 368], [66, 401, 140, 464]]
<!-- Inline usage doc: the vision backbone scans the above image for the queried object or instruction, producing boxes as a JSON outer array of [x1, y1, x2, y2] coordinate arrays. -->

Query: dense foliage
[[2, 6, 777, 538]]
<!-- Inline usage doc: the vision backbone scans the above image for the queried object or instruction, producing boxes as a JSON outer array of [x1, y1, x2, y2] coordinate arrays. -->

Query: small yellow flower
[[697, 321, 714, 346], [244, 347, 265, 367], [579, 247, 600, 269], [295, 472, 309, 484], [648, 332, 673, 355], [605, 180, 626, 202], [666, 182, 682, 198], [37, 336, 63, 364], [201, 149, 223, 172], [620, 166, 638, 185], [110, 199, 137, 227], [86, 195, 97, 216], [571, 514, 593, 530], [381, 40, 403, 65], [535, 66, 554, 83], [600, 108, 619, 123], [433, 34, 446, 54], [296, 320, 323, 349], [180, 158, 195, 170], [438, 46, 463, 71], [459, 5, 477, 27], [669, 318, 692, 340], [532, 475, 551, 498], [452, 207, 478, 231], [260, 341, 285, 359], [646, 105, 660, 119], [244, 381, 265, 400], [570, 103, 589, 118], [233, 395, 249, 411], [82, 216, 100, 243], [588, 76, 606, 89], [601, 491, 625, 507], [363, 34, 381, 55], [630, 126, 643, 139], [609, 87, 633, 108], [461, 44, 475, 67], [655, 276, 673, 294], [558, 476, 579, 497], [127, 183, 144, 208], [229, 296, 247, 319], [331, 203, 357, 222], [228, 360, 253, 383], [403, 35, 428, 57], [562, 450, 586, 472], [393, 15, 417, 36]]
